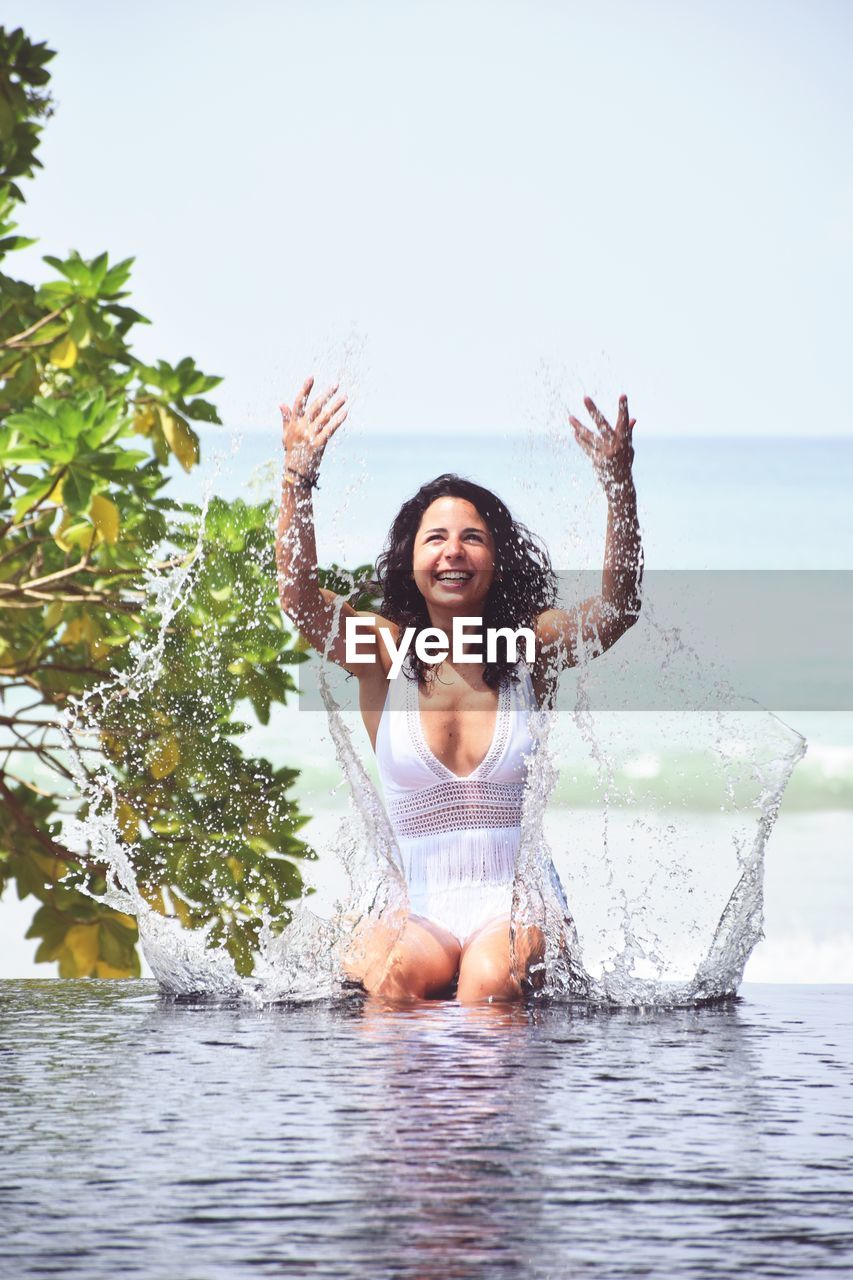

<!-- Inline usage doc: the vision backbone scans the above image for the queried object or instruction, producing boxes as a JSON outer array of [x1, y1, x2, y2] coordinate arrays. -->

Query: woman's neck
[[424, 604, 484, 638]]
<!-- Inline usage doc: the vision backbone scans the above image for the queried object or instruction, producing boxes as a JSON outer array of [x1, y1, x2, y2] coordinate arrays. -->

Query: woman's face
[[411, 496, 497, 615]]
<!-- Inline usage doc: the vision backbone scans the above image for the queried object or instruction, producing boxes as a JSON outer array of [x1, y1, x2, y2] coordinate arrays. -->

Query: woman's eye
[[423, 531, 485, 543]]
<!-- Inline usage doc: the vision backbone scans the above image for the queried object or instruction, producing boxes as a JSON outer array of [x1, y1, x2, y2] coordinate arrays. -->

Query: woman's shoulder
[[511, 653, 552, 711], [354, 607, 400, 681]]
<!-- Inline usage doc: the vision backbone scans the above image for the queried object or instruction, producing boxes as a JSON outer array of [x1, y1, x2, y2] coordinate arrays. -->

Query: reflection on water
[[2, 980, 852, 1279], [347, 1000, 549, 1276]]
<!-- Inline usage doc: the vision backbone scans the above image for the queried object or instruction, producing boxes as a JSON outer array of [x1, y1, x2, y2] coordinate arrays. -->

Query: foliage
[[0, 27, 313, 978]]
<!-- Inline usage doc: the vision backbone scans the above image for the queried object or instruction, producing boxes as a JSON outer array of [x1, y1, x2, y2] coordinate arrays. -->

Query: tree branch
[[0, 590, 143, 608], [0, 468, 66, 540], [1, 306, 67, 348], [0, 776, 80, 864]]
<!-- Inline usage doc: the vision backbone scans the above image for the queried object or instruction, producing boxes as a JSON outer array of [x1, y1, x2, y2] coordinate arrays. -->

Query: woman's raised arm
[[535, 394, 644, 675], [276, 375, 392, 675]]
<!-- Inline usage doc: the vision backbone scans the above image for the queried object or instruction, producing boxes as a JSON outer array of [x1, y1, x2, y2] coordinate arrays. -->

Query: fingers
[[615, 395, 629, 436], [293, 375, 314, 418], [281, 372, 347, 464], [569, 415, 596, 456], [584, 396, 613, 437], [316, 392, 346, 427], [308, 381, 340, 422], [283, 375, 346, 430], [614, 395, 637, 434], [316, 407, 347, 447]]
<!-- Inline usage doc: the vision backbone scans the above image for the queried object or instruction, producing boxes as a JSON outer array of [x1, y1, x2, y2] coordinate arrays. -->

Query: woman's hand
[[569, 394, 636, 501], [280, 375, 347, 482]]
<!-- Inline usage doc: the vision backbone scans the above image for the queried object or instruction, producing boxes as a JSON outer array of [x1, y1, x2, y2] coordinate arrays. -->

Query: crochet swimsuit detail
[[374, 658, 542, 943]]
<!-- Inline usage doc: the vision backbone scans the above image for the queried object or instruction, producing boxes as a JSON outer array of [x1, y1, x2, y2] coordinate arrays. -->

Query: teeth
[[437, 572, 472, 581]]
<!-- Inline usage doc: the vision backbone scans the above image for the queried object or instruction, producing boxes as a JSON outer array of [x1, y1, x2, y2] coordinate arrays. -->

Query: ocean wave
[[294, 744, 853, 813]]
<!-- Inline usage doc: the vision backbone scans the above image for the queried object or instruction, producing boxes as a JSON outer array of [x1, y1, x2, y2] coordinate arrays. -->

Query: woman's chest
[[417, 681, 500, 778], [374, 665, 538, 790]]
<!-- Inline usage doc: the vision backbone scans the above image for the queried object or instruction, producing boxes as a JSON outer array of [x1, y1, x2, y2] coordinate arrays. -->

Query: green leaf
[[61, 467, 95, 515], [68, 306, 91, 346], [183, 398, 222, 424], [100, 256, 134, 295], [0, 88, 15, 140], [43, 252, 91, 288], [1, 445, 47, 464], [0, 234, 37, 254], [13, 473, 59, 519]]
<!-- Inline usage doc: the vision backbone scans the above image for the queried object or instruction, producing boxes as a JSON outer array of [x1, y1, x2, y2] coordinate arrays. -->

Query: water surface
[[3, 981, 851, 1278]]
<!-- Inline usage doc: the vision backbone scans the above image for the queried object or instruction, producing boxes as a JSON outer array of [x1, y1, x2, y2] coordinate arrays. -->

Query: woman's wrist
[[283, 465, 319, 491], [283, 451, 320, 490], [603, 472, 636, 507]]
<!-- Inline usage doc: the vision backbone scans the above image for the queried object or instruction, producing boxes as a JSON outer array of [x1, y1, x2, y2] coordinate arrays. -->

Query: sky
[[12, 0, 853, 439]]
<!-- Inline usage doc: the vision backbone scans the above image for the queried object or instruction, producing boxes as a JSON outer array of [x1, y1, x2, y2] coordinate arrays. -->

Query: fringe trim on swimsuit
[[398, 826, 519, 942]]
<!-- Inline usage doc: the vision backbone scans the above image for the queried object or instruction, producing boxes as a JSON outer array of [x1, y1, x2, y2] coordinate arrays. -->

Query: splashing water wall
[[61, 369, 805, 1006]]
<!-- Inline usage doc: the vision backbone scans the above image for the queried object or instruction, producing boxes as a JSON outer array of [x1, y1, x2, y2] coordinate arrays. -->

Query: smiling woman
[[275, 375, 643, 1002], [371, 474, 556, 689]]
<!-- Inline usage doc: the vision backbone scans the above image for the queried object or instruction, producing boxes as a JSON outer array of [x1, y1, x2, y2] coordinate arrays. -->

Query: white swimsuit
[[375, 658, 566, 944]]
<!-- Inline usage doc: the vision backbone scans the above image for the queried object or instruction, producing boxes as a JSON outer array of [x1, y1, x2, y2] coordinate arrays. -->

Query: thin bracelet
[[284, 467, 320, 491]]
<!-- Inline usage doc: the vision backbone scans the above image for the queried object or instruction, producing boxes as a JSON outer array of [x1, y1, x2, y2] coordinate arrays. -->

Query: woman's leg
[[347, 913, 461, 1001], [456, 914, 546, 1004]]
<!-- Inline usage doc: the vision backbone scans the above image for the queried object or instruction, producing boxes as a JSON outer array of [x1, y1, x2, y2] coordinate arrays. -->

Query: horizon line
[[198, 427, 853, 442]]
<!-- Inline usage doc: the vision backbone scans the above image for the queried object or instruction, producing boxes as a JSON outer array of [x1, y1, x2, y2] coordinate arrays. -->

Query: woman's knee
[[456, 919, 546, 1003], [368, 915, 461, 1001], [457, 924, 517, 1004]]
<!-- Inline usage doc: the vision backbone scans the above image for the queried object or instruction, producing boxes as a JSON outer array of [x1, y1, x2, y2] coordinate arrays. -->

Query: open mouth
[[434, 571, 474, 584]]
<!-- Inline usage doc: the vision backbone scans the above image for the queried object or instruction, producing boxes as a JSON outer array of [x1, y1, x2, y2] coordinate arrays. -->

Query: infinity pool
[[2, 981, 851, 1278]]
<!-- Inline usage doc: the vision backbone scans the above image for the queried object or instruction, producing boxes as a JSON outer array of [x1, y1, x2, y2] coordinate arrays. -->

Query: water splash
[[57, 390, 805, 1006]]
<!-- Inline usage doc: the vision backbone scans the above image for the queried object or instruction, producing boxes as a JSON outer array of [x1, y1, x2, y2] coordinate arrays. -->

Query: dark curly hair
[[374, 473, 557, 689]]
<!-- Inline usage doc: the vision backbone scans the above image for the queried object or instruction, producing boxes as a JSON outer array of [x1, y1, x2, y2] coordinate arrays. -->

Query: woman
[[276, 377, 642, 1003]]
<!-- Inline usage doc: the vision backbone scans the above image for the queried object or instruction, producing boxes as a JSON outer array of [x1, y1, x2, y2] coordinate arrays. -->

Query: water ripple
[[1, 980, 852, 1279]]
